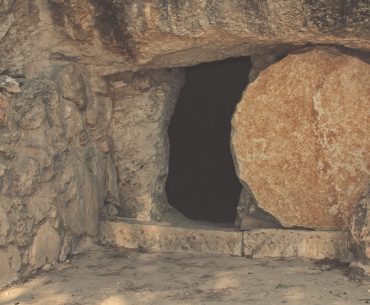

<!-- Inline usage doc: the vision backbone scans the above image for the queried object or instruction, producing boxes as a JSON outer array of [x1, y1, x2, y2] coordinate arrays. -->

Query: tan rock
[[29, 222, 61, 268], [0, 207, 10, 246], [0, 76, 20, 94], [0, 93, 8, 125], [100, 218, 243, 256], [59, 155, 100, 236], [0, 246, 22, 287], [243, 229, 353, 261], [111, 69, 184, 221], [232, 48, 370, 229]]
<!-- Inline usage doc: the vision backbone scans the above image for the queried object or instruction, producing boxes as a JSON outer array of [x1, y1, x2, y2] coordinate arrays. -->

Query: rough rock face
[[3, 0, 370, 78], [232, 48, 370, 230], [0, 72, 114, 285], [45, 0, 370, 69], [350, 186, 370, 264], [0, 0, 370, 288], [109, 69, 184, 220]]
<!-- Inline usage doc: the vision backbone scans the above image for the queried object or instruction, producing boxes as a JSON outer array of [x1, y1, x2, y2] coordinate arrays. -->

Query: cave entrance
[[166, 57, 252, 223]]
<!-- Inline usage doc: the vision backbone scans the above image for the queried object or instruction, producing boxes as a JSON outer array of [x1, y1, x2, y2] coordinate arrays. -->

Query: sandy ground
[[1, 243, 369, 305]]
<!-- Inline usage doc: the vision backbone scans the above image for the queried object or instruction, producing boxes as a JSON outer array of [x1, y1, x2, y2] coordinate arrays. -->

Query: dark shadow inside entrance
[[166, 57, 252, 223]]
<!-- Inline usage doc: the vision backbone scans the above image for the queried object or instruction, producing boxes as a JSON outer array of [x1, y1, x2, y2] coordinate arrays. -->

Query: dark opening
[[166, 57, 252, 223]]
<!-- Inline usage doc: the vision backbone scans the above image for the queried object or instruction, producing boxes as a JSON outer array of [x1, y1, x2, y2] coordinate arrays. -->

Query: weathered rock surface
[[232, 48, 370, 229], [0, 93, 8, 125], [350, 186, 370, 264], [45, 0, 370, 71], [0, 73, 114, 286], [110, 69, 184, 221], [100, 218, 243, 256], [100, 218, 352, 261], [0, 246, 21, 287], [29, 222, 61, 268], [3, 1, 370, 78], [243, 229, 353, 261], [0, 76, 20, 93], [1, 0, 370, 289]]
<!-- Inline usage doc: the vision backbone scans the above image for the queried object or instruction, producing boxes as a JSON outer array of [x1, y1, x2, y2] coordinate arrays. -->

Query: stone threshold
[[99, 217, 354, 261]]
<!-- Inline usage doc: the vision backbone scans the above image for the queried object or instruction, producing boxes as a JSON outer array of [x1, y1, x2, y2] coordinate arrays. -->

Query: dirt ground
[[1, 243, 369, 305]]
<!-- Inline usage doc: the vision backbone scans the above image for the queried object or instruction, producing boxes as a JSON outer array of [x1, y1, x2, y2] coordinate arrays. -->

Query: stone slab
[[0, 245, 21, 288], [100, 218, 243, 256], [232, 48, 370, 230], [100, 218, 353, 261], [243, 229, 353, 261]]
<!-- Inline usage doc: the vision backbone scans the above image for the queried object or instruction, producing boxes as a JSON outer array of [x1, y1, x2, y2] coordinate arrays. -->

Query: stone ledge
[[100, 218, 243, 256], [243, 229, 354, 261], [100, 218, 355, 262]]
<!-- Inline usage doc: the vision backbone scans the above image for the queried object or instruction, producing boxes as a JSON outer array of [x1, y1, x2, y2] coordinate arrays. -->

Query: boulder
[[232, 48, 370, 229]]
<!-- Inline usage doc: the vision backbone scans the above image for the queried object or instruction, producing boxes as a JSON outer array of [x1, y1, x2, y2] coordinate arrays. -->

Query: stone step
[[100, 218, 243, 256], [99, 218, 353, 261], [243, 229, 353, 261]]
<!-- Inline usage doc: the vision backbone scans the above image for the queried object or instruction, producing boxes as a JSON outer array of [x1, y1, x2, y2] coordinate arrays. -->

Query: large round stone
[[231, 48, 370, 230]]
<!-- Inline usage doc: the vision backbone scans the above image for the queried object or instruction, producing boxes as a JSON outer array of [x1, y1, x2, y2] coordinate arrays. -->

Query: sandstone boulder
[[232, 48, 370, 230]]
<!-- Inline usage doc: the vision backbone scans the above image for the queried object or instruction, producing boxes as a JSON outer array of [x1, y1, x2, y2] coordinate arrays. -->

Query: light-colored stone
[[58, 65, 88, 110], [1, 0, 370, 289], [27, 189, 56, 224], [0, 93, 8, 125], [100, 219, 352, 261], [232, 48, 370, 230], [29, 222, 61, 268], [43, 0, 370, 73], [110, 69, 184, 221], [103, 156, 120, 216], [0, 207, 10, 246], [59, 154, 100, 236], [0, 76, 20, 93], [100, 218, 243, 256], [0, 245, 22, 287], [243, 229, 353, 261]]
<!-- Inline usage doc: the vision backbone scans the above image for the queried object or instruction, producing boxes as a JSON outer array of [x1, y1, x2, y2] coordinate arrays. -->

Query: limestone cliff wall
[[0, 0, 369, 287]]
